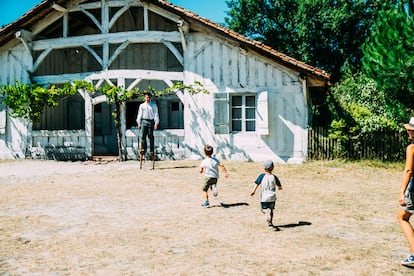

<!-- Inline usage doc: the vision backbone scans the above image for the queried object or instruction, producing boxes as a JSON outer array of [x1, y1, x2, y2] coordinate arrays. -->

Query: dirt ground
[[0, 158, 414, 275]]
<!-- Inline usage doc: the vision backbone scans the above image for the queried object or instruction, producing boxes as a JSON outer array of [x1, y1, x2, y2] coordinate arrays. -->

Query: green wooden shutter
[[214, 93, 229, 134]]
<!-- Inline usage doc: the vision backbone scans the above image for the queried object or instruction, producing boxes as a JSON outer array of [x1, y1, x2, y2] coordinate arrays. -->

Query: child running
[[199, 144, 230, 207], [250, 160, 283, 227]]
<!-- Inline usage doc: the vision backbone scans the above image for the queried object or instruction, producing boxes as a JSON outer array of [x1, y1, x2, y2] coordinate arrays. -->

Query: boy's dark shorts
[[261, 201, 275, 210], [202, 177, 218, 192]]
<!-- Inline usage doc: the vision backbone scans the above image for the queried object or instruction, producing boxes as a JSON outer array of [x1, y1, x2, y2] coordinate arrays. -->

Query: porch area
[[30, 129, 185, 161]]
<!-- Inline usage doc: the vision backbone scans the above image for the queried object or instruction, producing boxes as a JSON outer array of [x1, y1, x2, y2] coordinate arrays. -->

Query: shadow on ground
[[270, 221, 312, 231], [207, 202, 249, 208], [157, 165, 198, 170]]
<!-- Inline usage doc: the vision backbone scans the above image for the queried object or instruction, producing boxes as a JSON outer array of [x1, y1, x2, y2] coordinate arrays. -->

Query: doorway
[[93, 102, 118, 155]]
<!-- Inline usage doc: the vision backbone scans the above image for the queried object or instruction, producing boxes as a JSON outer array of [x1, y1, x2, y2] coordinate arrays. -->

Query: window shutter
[[0, 96, 6, 135], [214, 93, 229, 134], [0, 106, 6, 135], [256, 91, 269, 135]]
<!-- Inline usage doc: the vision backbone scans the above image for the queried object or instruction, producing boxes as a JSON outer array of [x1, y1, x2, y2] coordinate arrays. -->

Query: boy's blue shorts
[[261, 201, 275, 210]]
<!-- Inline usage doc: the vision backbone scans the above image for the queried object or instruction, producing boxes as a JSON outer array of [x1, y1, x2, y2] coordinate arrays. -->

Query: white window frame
[[231, 94, 256, 133], [213, 91, 268, 135]]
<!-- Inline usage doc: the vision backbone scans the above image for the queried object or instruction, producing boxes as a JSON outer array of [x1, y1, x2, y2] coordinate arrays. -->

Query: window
[[33, 93, 85, 130], [231, 95, 256, 132]]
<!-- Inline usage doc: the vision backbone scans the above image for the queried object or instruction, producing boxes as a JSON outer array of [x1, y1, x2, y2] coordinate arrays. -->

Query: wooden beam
[[52, 3, 68, 12], [162, 40, 183, 65], [15, 30, 32, 55], [108, 41, 130, 68], [32, 69, 184, 85], [32, 31, 181, 51]]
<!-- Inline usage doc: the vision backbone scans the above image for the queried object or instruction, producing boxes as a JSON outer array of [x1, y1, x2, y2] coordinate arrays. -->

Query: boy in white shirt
[[199, 144, 230, 207]]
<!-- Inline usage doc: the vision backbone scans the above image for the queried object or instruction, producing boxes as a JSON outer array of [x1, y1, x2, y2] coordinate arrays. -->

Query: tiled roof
[[0, 0, 330, 84]]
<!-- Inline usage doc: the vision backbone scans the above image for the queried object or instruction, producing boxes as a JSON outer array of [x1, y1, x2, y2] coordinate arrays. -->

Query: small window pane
[[246, 96, 255, 106], [232, 108, 242, 119], [246, 121, 255, 131], [246, 108, 255, 119], [232, 96, 242, 106], [232, 120, 242, 131]]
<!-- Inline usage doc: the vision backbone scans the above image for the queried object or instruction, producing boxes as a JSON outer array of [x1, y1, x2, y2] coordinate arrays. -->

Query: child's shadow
[[271, 221, 312, 231], [209, 202, 249, 208], [220, 202, 249, 208]]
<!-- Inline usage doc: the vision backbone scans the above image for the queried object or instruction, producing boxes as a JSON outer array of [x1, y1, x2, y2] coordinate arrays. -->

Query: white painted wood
[[256, 91, 269, 135], [162, 40, 183, 65], [0, 109, 6, 135], [0, 0, 325, 163], [32, 31, 181, 51]]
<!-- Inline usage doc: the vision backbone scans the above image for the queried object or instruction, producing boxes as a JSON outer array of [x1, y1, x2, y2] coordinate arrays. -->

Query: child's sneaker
[[211, 184, 218, 197], [401, 254, 414, 266], [201, 200, 210, 208]]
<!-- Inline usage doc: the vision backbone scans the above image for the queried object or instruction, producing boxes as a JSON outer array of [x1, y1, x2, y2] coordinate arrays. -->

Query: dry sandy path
[[0, 159, 413, 275]]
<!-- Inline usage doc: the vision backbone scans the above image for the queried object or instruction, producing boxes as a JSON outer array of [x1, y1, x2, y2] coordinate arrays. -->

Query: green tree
[[225, 0, 387, 82], [329, 70, 398, 135], [362, 1, 414, 122], [326, 70, 400, 158]]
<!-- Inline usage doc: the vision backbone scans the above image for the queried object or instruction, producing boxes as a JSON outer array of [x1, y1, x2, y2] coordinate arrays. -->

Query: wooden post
[[139, 136, 143, 169]]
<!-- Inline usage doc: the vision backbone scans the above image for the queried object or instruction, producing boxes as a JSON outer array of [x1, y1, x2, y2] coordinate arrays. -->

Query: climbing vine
[[0, 79, 209, 161], [0, 81, 76, 122]]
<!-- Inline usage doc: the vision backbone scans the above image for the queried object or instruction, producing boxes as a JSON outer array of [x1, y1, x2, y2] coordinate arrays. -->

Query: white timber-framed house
[[0, 0, 330, 163]]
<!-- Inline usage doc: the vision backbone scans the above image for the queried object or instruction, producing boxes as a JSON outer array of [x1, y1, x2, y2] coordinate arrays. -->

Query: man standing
[[136, 92, 159, 159]]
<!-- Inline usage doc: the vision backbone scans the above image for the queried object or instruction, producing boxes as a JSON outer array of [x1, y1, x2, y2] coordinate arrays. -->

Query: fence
[[308, 127, 408, 162]]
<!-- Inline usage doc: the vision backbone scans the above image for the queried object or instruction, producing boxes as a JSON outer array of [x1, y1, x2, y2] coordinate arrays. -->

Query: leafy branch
[[0, 81, 76, 122], [0, 79, 209, 161]]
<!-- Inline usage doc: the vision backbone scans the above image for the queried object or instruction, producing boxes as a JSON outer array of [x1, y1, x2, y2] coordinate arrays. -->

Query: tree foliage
[[329, 70, 399, 139], [225, 0, 389, 82], [362, 1, 414, 121]]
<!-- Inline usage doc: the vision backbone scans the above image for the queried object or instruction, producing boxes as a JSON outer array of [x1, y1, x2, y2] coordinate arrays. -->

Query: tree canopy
[[362, 1, 414, 121], [225, 0, 387, 82]]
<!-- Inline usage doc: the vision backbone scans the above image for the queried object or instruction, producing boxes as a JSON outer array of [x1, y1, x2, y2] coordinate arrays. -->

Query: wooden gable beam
[[15, 29, 32, 55], [162, 40, 183, 65], [31, 31, 181, 51]]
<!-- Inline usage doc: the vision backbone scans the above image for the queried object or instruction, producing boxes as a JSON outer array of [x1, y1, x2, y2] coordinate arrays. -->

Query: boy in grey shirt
[[250, 160, 283, 227]]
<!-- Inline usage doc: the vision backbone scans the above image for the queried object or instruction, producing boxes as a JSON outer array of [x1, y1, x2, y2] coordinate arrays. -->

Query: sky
[[0, 0, 229, 27]]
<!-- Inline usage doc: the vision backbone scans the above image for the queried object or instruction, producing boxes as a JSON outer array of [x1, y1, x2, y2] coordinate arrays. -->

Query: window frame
[[231, 94, 256, 133]]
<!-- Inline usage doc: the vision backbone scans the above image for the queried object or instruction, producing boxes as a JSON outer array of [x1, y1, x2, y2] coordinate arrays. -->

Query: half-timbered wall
[[0, 0, 320, 163], [182, 33, 307, 162], [0, 42, 32, 159]]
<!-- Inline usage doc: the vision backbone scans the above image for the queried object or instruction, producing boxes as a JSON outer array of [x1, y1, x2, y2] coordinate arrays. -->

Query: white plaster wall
[[0, 42, 33, 159], [183, 33, 307, 163], [0, 27, 309, 163]]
